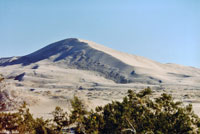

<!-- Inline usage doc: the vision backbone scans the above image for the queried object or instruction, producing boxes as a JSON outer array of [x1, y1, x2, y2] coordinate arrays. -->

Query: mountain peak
[[0, 38, 88, 65], [0, 38, 200, 85]]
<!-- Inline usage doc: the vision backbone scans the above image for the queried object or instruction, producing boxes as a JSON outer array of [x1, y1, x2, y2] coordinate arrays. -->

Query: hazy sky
[[0, 0, 199, 68]]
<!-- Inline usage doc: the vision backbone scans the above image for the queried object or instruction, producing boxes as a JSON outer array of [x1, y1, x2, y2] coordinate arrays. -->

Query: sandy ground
[[0, 38, 200, 118], [1, 64, 200, 118]]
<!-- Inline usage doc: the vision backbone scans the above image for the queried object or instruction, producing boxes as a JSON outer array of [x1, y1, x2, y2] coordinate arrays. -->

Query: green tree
[[0, 87, 200, 134], [70, 96, 88, 134], [80, 88, 200, 134], [0, 102, 54, 134], [0, 112, 21, 133], [33, 117, 53, 134], [52, 106, 70, 133]]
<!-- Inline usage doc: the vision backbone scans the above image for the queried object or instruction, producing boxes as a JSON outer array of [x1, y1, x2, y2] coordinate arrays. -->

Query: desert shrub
[[0, 88, 200, 134], [0, 112, 21, 133], [76, 88, 200, 134], [52, 106, 70, 133], [70, 96, 88, 134], [0, 102, 54, 134]]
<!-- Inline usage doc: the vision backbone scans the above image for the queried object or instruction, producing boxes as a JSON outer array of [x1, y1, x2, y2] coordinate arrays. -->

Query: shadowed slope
[[0, 38, 199, 85], [0, 38, 161, 84]]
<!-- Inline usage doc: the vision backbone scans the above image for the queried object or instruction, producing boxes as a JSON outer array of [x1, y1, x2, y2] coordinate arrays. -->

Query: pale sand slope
[[82, 39, 200, 85], [0, 38, 199, 118]]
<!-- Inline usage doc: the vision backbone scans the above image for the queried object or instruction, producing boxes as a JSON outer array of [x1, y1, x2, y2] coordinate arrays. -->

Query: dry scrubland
[[0, 38, 200, 118], [1, 86, 200, 134]]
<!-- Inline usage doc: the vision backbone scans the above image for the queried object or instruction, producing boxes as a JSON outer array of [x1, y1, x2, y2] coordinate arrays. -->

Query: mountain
[[1, 38, 199, 86], [0, 38, 200, 116]]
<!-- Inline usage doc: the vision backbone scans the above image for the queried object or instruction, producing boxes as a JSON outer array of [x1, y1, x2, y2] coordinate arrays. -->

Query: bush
[[0, 88, 200, 134], [52, 106, 69, 133], [0, 102, 54, 134], [80, 88, 200, 134]]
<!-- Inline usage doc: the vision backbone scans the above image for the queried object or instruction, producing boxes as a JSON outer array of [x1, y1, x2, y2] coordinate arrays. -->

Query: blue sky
[[0, 0, 199, 68]]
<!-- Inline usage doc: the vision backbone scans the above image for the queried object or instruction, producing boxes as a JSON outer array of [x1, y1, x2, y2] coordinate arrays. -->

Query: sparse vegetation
[[52, 106, 69, 133], [0, 74, 4, 82], [0, 102, 53, 134], [0, 88, 200, 134]]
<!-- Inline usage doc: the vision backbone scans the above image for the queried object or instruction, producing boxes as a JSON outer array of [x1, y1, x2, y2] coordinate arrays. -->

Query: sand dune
[[0, 38, 200, 117]]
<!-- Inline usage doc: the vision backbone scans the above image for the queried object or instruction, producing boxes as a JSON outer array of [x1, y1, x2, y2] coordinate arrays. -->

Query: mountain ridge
[[0, 38, 157, 84], [0, 38, 200, 116], [0, 38, 200, 86]]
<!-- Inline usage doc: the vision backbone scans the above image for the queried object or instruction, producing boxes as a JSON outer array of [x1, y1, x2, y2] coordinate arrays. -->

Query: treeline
[[0, 87, 200, 134]]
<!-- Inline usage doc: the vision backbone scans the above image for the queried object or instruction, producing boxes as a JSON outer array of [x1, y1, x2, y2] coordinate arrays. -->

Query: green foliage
[[79, 88, 200, 134], [17, 102, 36, 133], [0, 112, 21, 133], [52, 106, 69, 133], [0, 102, 54, 134], [0, 88, 200, 134], [70, 96, 88, 123], [70, 96, 88, 134]]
